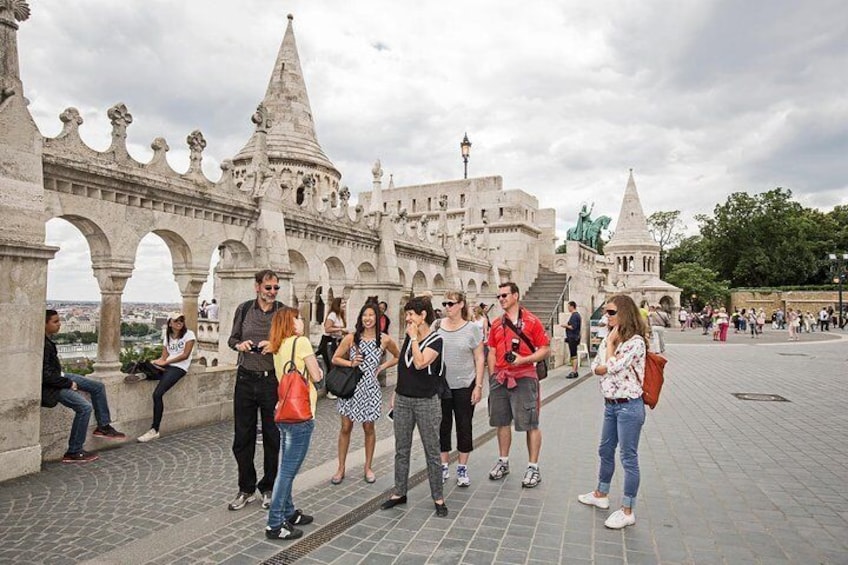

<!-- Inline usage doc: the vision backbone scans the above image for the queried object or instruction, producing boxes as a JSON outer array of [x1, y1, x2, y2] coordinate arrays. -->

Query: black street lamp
[[460, 133, 472, 179], [828, 253, 848, 329]]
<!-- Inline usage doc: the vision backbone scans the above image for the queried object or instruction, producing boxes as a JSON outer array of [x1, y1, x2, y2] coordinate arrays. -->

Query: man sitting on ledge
[[42, 309, 126, 463]]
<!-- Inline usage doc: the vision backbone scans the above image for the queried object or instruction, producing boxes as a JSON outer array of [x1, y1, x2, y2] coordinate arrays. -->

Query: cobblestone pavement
[[1, 329, 847, 564]]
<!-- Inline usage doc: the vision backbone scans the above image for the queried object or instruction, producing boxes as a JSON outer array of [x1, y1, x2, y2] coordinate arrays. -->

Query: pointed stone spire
[[234, 14, 338, 176], [606, 169, 659, 250], [369, 159, 383, 214]]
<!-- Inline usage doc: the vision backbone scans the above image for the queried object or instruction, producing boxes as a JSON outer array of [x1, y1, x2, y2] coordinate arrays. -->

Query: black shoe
[[261, 491, 272, 510], [566, 372, 579, 379], [265, 521, 303, 541], [93, 424, 127, 440], [61, 450, 99, 463], [434, 502, 448, 517], [287, 509, 313, 525], [380, 495, 407, 510]]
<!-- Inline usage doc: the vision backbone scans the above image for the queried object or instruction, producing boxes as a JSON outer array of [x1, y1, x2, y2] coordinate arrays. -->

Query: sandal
[[364, 471, 376, 484], [330, 472, 345, 485]]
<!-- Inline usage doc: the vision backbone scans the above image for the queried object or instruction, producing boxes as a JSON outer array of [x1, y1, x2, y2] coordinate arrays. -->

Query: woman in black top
[[380, 296, 448, 517]]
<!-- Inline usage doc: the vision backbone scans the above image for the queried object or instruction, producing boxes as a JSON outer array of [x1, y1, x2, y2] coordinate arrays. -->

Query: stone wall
[[38, 367, 236, 463], [730, 290, 841, 314]]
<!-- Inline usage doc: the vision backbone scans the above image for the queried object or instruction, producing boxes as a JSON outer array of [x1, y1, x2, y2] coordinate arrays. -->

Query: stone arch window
[[315, 286, 325, 324], [296, 186, 305, 205], [628, 256, 635, 272], [643, 256, 647, 272], [412, 199, 417, 212], [460, 194, 466, 206]]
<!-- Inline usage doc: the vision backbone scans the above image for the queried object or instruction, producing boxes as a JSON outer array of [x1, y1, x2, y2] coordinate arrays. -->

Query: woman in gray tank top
[[433, 290, 485, 487]]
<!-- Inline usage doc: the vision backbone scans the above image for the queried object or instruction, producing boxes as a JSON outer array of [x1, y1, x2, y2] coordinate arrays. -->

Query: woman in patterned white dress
[[331, 302, 400, 484]]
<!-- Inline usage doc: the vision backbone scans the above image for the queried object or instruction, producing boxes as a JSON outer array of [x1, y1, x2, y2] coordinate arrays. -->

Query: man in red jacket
[[43, 310, 126, 463]]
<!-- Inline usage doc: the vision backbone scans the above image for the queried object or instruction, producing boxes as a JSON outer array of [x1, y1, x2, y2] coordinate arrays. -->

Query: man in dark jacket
[[43, 310, 126, 463]]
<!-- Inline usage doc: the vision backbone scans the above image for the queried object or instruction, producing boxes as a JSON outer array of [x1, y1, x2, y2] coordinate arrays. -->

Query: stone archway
[[433, 273, 446, 292], [412, 270, 427, 294], [467, 279, 478, 299]]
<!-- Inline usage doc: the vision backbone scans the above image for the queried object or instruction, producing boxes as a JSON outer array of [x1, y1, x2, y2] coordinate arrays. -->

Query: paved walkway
[[1, 327, 846, 564]]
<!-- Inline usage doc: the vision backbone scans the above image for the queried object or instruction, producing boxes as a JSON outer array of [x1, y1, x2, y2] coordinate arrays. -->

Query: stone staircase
[[521, 268, 571, 329]]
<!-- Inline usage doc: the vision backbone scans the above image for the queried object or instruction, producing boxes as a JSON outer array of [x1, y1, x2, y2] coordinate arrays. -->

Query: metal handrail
[[546, 275, 571, 336]]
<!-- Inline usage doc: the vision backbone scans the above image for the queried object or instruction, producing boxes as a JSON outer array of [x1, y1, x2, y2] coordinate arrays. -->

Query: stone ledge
[[38, 366, 236, 461]]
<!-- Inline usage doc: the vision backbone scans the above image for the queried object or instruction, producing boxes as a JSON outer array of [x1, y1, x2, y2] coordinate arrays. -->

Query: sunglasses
[[263, 285, 281, 291], [442, 301, 458, 308], [497, 293, 511, 299], [605, 309, 618, 316]]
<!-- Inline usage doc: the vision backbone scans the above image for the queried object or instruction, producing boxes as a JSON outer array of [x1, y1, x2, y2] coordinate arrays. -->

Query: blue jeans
[[57, 373, 113, 454], [267, 419, 315, 529], [597, 397, 645, 509]]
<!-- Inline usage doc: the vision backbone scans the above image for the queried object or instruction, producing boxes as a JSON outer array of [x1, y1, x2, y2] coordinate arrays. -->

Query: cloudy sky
[[18, 0, 847, 302]]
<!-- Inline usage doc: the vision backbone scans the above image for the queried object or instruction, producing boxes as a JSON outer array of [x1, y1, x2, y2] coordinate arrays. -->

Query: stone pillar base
[[0, 445, 41, 482]]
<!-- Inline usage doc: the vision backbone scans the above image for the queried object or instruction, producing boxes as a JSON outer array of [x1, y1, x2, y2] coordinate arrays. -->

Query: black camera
[[505, 337, 521, 363], [249, 344, 262, 353]]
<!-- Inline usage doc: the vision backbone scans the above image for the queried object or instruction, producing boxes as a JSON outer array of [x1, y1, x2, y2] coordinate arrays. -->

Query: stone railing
[[39, 366, 236, 461]]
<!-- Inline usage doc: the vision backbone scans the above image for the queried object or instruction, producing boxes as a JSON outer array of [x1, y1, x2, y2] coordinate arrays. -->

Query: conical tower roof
[[606, 170, 659, 250], [234, 14, 339, 175]]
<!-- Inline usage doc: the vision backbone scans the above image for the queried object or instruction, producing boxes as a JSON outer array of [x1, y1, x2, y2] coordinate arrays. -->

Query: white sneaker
[[604, 509, 636, 529], [137, 428, 160, 443], [441, 463, 450, 483], [456, 465, 470, 487], [577, 491, 610, 509]]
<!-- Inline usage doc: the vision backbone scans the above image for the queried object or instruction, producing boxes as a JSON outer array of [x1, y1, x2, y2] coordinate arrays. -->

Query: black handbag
[[325, 345, 363, 399]]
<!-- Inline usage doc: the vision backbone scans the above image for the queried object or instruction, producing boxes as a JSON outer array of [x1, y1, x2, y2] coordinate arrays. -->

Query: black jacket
[[42, 337, 73, 408]]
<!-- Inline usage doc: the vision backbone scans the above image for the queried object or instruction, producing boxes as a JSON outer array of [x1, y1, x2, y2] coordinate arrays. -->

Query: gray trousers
[[392, 393, 443, 501]]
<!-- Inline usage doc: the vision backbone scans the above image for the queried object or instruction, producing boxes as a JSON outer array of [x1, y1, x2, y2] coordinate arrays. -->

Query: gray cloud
[[19, 0, 847, 301]]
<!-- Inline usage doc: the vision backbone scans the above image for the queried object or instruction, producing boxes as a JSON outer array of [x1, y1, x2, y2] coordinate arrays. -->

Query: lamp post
[[460, 133, 471, 179], [828, 253, 848, 329]]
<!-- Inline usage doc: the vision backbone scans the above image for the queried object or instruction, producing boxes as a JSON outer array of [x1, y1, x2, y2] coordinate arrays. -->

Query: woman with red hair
[[263, 307, 323, 541]]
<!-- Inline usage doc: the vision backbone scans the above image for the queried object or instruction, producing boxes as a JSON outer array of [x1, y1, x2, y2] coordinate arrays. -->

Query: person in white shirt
[[207, 298, 219, 320], [128, 312, 195, 443]]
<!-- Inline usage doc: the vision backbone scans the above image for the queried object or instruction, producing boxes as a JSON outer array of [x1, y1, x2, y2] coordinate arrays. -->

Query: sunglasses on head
[[497, 293, 511, 299], [442, 301, 458, 308], [263, 285, 281, 291], [605, 309, 618, 316]]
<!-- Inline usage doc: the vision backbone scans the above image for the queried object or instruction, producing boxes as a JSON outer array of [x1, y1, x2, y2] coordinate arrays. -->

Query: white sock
[[499, 457, 509, 463], [528, 462, 539, 470]]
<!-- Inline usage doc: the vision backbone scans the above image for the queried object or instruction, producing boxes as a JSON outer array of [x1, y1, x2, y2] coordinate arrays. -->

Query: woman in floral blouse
[[577, 294, 648, 530]]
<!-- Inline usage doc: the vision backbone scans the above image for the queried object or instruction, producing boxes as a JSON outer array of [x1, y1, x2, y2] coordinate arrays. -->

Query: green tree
[[119, 345, 163, 365], [647, 210, 685, 277], [664, 262, 730, 311], [697, 188, 823, 287]]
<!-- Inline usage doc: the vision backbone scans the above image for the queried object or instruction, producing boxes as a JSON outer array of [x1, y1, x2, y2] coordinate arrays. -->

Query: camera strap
[[501, 309, 537, 353]]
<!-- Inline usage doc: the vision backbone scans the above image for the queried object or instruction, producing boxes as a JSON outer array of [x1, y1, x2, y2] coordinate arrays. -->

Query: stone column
[[174, 269, 208, 335], [92, 264, 133, 375], [215, 268, 259, 365]]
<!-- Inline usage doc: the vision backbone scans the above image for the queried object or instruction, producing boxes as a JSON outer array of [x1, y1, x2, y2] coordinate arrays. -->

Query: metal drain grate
[[263, 374, 586, 564], [732, 393, 789, 402]]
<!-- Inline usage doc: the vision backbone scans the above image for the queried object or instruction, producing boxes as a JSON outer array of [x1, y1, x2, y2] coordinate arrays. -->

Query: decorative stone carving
[[2, 0, 30, 22], [146, 136, 171, 172], [106, 102, 133, 157], [338, 185, 350, 203], [251, 102, 272, 133], [57, 107, 83, 139], [438, 194, 448, 210], [372, 159, 383, 180], [183, 130, 210, 184]]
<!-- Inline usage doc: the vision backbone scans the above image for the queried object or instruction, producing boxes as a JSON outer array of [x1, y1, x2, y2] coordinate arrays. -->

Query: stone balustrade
[[39, 366, 235, 461]]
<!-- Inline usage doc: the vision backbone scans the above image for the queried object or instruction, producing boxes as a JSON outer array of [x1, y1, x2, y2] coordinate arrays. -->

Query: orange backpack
[[642, 351, 667, 409]]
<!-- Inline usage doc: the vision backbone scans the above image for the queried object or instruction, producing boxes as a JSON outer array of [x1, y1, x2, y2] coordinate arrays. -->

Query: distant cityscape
[[47, 301, 182, 360]]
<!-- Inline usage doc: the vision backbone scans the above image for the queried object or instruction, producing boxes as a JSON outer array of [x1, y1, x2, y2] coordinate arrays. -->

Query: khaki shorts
[[488, 375, 540, 431]]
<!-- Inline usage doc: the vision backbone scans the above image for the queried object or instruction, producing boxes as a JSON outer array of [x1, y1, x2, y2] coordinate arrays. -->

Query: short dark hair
[[254, 269, 278, 283], [378, 301, 388, 308], [498, 282, 520, 296], [404, 296, 435, 325], [568, 301, 577, 308], [46, 309, 58, 321]]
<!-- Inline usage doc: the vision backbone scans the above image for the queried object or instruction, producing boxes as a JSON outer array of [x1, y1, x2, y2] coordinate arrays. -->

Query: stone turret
[[605, 169, 661, 278], [233, 14, 340, 181]]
